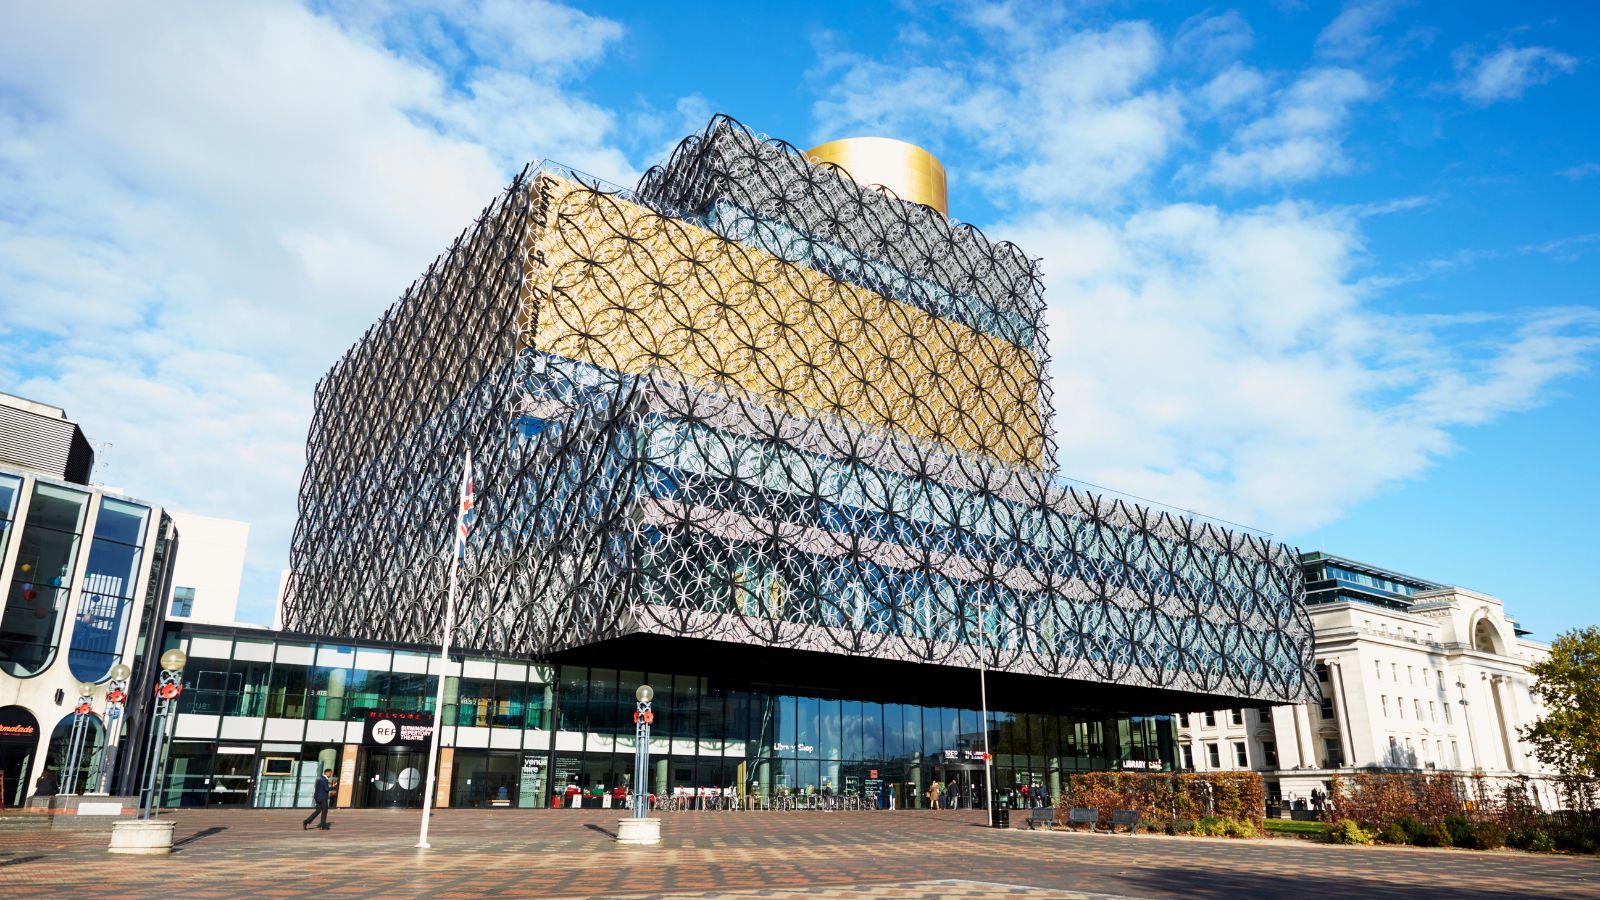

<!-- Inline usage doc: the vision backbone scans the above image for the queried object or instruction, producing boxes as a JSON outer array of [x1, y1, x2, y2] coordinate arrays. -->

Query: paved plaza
[[3, 809, 1597, 899]]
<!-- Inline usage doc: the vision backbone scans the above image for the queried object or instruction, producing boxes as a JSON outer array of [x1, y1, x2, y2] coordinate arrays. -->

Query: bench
[[1025, 808, 1056, 830], [1066, 807, 1099, 833], [1107, 810, 1140, 834]]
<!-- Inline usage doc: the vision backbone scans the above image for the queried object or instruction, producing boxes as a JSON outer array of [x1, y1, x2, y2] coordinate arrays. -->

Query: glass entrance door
[[0, 745, 32, 808], [359, 750, 425, 808], [940, 764, 986, 809]]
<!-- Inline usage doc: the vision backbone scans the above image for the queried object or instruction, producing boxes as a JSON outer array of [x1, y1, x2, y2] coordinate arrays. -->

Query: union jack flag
[[455, 450, 475, 560]]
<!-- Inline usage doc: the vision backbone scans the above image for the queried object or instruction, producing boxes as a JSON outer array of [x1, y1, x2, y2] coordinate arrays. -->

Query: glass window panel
[[699, 684, 726, 745], [1, 482, 88, 676], [558, 667, 588, 732], [777, 695, 797, 751], [883, 703, 904, 759], [797, 759, 820, 794], [819, 699, 841, 760], [589, 668, 620, 736], [0, 473, 20, 522], [795, 696, 818, 754], [861, 702, 883, 760], [267, 662, 309, 718], [0, 473, 19, 557], [69, 526, 145, 681], [92, 498, 149, 546], [841, 700, 862, 760]]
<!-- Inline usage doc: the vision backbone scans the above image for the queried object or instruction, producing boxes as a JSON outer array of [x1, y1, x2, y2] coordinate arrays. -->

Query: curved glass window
[[0, 473, 21, 553], [69, 498, 150, 683], [0, 483, 89, 677]]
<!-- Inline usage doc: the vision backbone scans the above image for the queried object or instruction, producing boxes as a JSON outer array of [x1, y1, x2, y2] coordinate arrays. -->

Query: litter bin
[[992, 805, 1010, 828]]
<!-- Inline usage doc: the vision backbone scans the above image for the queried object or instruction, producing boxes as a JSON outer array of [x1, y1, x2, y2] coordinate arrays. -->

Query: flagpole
[[418, 451, 471, 849], [416, 554, 456, 849]]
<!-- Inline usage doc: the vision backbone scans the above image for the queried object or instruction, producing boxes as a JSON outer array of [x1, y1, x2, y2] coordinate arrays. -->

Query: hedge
[[1059, 772, 1265, 830]]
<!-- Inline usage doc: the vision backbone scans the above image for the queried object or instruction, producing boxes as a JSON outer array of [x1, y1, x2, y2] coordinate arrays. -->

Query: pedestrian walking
[[303, 768, 335, 830], [927, 779, 942, 810], [33, 767, 59, 799]]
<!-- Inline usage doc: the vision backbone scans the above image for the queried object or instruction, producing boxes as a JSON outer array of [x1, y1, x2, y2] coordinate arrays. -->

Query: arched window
[[46, 711, 105, 796], [1473, 618, 1503, 655], [0, 706, 41, 808]]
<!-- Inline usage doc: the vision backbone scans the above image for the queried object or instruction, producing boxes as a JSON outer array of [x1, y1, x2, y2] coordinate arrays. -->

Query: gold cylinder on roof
[[805, 137, 949, 216]]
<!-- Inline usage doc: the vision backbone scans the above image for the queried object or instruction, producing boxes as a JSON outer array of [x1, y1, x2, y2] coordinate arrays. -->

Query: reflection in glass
[[0, 483, 89, 676], [69, 499, 151, 682]]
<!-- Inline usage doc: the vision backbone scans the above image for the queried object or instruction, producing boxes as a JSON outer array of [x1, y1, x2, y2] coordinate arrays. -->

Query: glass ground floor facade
[[151, 624, 1176, 810]]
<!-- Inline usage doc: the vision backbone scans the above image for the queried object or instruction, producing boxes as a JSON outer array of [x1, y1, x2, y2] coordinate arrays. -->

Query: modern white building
[[163, 511, 248, 626], [0, 393, 183, 807], [1174, 552, 1555, 811]]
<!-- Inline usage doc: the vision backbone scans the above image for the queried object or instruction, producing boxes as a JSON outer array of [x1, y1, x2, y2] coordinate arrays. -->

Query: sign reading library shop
[[362, 710, 435, 749]]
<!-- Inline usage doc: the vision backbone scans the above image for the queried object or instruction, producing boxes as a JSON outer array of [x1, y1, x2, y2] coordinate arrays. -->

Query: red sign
[[869, 770, 878, 778]]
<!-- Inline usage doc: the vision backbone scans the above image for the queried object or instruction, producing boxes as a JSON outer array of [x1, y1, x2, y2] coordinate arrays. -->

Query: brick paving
[[1, 808, 1596, 899]]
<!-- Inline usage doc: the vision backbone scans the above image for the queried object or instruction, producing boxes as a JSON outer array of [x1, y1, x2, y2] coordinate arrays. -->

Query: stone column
[[1292, 704, 1316, 768], [1327, 660, 1355, 767], [1491, 675, 1521, 772]]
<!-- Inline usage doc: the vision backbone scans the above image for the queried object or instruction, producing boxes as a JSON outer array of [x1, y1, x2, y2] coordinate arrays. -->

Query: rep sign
[[362, 710, 435, 749]]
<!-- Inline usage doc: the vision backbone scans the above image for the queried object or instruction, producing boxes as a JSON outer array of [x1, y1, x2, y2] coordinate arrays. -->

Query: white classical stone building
[[1175, 552, 1555, 811]]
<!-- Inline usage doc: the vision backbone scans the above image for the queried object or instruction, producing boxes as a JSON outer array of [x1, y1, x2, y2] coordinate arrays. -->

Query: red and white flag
[[455, 450, 475, 560]]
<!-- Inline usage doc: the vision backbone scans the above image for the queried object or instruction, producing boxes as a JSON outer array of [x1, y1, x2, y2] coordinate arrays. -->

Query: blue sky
[[2, 1, 1596, 636]]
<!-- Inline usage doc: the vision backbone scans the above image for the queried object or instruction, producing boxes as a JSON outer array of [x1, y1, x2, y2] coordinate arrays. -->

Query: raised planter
[[615, 817, 661, 846], [108, 819, 176, 854]]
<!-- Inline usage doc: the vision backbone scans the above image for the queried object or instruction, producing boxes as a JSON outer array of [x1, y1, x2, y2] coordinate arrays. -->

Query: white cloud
[[1008, 205, 1600, 534], [1196, 64, 1270, 116], [1201, 68, 1373, 188], [0, 1, 636, 622], [811, 15, 1600, 540], [1315, 0, 1398, 61], [1174, 10, 1255, 69], [1559, 162, 1600, 181], [1454, 44, 1579, 105], [814, 22, 1182, 205]]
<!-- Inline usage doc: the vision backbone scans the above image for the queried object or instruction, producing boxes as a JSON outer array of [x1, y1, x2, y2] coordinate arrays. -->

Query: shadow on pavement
[[1118, 865, 1577, 900], [0, 854, 45, 867], [172, 826, 228, 849], [584, 823, 618, 839]]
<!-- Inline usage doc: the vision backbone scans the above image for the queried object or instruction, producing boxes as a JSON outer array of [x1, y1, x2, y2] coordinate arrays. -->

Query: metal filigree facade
[[285, 116, 1315, 705]]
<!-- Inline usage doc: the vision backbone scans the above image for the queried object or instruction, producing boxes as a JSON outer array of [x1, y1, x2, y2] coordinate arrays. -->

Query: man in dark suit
[[303, 769, 334, 830]]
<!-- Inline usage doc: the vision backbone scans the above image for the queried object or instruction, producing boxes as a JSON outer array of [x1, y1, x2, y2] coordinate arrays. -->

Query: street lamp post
[[94, 663, 133, 795], [616, 683, 661, 845], [1456, 679, 1480, 772], [137, 649, 188, 820], [60, 681, 98, 795], [631, 684, 654, 818], [110, 650, 187, 854]]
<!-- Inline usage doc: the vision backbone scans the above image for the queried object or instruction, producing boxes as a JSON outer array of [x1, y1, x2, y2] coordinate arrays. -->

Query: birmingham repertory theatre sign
[[284, 116, 1315, 707]]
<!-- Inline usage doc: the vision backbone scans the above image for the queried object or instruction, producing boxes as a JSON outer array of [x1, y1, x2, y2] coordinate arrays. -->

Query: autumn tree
[[1522, 625, 1600, 778]]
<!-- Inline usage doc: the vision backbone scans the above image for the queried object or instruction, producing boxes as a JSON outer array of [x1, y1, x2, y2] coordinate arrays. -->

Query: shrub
[[1473, 822, 1507, 850], [1414, 823, 1453, 848], [1444, 814, 1475, 848], [1224, 818, 1259, 839], [1328, 819, 1374, 845], [1377, 822, 1409, 845], [1530, 831, 1556, 853], [1395, 815, 1428, 844]]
